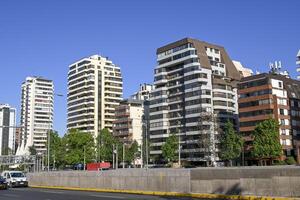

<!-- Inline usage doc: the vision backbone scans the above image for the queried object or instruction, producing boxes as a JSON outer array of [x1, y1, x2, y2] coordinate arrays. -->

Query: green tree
[[97, 128, 117, 162], [252, 118, 282, 165], [162, 133, 179, 164], [219, 121, 243, 166], [28, 145, 37, 155], [125, 140, 139, 165], [47, 130, 64, 169], [63, 129, 95, 165]]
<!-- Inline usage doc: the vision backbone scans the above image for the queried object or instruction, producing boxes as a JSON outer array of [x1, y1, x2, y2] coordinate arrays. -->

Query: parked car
[[1, 171, 28, 188], [0, 176, 8, 190]]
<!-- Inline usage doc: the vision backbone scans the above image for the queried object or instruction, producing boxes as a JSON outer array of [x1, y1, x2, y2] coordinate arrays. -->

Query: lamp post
[[142, 121, 149, 169], [122, 143, 125, 169], [47, 93, 63, 172], [83, 146, 86, 171]]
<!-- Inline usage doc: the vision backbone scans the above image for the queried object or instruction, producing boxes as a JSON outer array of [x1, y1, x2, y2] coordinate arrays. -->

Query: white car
[[1, 171, 28, 188]]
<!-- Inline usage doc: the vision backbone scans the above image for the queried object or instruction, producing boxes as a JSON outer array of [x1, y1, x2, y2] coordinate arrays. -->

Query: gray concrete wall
[[27, 166, 300, 197]]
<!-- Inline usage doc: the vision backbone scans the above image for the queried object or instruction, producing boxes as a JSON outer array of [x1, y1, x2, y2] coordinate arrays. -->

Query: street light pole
[[47, 130, 50, 171], [113, 144, 115, 169], [122, 143, 125, 169], [83, 146, 86, 171], [47, 93, 63, 172], [142, 121, 149, 169], [178, 132, 181, 168]]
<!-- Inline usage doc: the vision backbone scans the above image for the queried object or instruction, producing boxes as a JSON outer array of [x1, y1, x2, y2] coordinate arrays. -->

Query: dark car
[[0, 176, 8, 190]]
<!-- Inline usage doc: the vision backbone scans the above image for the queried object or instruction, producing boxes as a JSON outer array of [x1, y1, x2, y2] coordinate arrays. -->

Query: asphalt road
[[0, 187, 205, 200]]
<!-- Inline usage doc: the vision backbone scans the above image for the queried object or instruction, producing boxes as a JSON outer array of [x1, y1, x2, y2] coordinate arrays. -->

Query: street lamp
[[142, 121, 149, 169], [47, 93, 63, 172]]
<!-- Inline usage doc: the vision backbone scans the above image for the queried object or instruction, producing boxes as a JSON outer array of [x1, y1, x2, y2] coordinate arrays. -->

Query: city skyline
[[1, 0, 300, 136]]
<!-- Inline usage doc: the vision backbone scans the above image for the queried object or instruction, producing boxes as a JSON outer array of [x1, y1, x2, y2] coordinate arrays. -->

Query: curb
[[29, 185, 298, 200]]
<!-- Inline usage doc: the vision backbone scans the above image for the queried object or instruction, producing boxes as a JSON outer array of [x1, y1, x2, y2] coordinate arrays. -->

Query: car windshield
[[11, 173, 25, 178]]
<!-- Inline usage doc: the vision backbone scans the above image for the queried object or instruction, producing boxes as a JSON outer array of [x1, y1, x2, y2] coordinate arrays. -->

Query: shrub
[[285, 157, 296, 165]]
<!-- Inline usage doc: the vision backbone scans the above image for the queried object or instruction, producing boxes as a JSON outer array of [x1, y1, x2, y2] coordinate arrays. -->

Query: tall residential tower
[[67, 55, 123, 137], [0, 104, 16, 155], [149, 38, 241, 165], [17, 77, 54, 155]]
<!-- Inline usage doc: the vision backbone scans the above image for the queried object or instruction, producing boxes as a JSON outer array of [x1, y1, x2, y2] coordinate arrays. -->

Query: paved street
[[0, 188, 204, 200]]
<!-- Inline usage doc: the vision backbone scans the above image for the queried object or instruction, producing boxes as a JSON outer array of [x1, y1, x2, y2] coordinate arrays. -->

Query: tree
[[219, 121, 243, 166], [125, 140, 139, 165], [28, 145, 37, 156], [47, 131, 64, 169], [63, 129, 95, 165], [97, 128, 117, 162], [162, 133, 179, 164], [252, 118, 282, 165]]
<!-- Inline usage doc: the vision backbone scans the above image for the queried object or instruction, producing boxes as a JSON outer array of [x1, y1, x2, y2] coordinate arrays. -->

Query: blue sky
[[0, 0, 299, 136]]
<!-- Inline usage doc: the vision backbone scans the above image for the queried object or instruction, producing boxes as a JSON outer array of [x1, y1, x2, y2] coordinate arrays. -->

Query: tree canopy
[[252, 118, 282, 161], [219, 121, 243, 166], [63, 129, 95, 165], [162, 133, 179, 163]]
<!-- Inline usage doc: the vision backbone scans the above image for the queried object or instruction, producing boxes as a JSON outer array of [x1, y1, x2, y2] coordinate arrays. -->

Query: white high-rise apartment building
[[150, 38, 241, 165], [17, 77, 54, 155], [0, 104, 16, 155], [67, 55, 123, 137], [297, 50, 300, 79]]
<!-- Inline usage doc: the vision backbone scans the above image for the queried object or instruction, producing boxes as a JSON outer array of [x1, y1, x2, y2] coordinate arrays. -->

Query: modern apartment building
[[17, 77, 54, 155], [149, 38, 241, 165], [238, 73, 300, 164], [67, 55, 123, 137], [0, 104, 16, 155], [113, 99, 144, 145], [130, 83, 154, 101], [297, 50, 300, 79]]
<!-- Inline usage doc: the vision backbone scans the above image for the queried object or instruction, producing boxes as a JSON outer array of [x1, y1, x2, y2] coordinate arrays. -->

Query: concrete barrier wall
[[27, 166, 300, 197]]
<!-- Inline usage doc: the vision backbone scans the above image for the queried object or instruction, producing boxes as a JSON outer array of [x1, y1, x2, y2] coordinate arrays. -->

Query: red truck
[[86, 162, 111, 171]]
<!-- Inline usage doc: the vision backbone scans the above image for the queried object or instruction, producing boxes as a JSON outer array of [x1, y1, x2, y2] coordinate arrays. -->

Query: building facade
[[17, 77, 54, 155], [67, 55, 123, 137], [113, 99, 144, 145], [130, 83, 154, 101], [238, 73, 300, 164], [0, 104, 16, 155], [149, 38, 241, 165]]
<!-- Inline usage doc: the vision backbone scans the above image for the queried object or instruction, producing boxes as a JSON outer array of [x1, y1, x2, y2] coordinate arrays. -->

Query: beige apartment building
[[67, 55, 123, 137]]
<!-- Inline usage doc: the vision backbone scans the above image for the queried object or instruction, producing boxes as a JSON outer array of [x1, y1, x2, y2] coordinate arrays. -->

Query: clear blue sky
[[0, 0, 299, 136]]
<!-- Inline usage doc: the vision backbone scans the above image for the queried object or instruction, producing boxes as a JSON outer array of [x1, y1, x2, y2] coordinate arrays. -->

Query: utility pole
[[116, 144, 118, 169], [122, 143, 125, 169], [145, 121, 149, 169], [47, 130, 50, 171], [47, 93, 63, 172], [178, 132, 181, 168], [113, 144, 115, 169], [83, 146, 86, 171], [140, 139, 143, 168]]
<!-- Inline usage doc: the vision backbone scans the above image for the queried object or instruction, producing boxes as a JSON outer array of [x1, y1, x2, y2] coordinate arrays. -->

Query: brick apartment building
[[238, 73, 300, 164]]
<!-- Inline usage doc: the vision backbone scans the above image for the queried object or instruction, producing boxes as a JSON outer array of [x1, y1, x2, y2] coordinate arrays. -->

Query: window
[[278, 82, 282, 88], [280, 109, 284, 115]]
